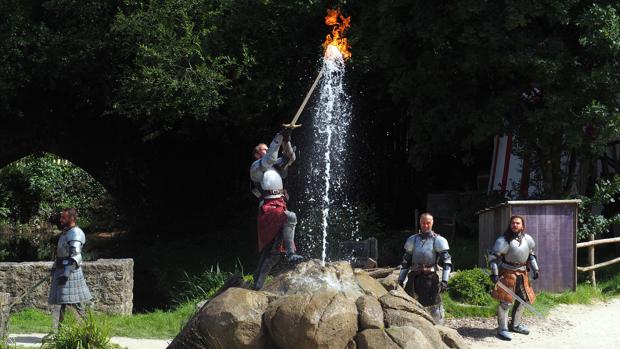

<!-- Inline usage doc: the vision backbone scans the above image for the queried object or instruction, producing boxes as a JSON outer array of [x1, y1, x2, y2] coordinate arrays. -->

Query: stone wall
[[0, 259, 133, 315]]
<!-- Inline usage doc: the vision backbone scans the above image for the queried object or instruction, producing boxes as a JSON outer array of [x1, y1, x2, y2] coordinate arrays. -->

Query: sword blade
[[286, 66, 325, 127], [495, 279, 544, 319]]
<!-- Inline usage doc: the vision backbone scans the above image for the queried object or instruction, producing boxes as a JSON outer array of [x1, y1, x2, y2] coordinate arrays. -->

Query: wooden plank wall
[[478, 205, 510, 267], [511, 204, 577, 292]]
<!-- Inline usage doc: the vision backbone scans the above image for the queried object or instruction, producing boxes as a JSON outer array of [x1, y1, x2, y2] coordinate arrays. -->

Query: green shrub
[[41, 310, 118, 349], [448, 268, 494, 306], [577, 175, 620, 241]]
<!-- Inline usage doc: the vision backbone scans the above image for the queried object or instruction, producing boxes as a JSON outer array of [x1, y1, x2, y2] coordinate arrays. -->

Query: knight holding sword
[[488, 215, 540, 341], [248, 59, 325, 290], [249, 123, 304, 290]]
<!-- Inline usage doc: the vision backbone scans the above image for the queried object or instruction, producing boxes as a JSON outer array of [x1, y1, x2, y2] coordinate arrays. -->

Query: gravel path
[[446, 297, 620, 349], [7, 333, 170, 349]]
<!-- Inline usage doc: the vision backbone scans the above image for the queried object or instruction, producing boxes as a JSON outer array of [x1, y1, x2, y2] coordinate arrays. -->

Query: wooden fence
[[576, 235, 620, 288]]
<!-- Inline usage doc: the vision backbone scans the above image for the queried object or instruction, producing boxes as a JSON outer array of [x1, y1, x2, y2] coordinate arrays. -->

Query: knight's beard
[[511, 228, 524, 235]]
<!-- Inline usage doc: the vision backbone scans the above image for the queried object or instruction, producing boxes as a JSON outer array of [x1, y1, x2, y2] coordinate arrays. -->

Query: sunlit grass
[[9, 301, 196, 339]]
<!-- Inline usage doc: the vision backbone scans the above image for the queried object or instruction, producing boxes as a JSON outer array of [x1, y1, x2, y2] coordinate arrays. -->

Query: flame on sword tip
[[322, 8, 351, 61]]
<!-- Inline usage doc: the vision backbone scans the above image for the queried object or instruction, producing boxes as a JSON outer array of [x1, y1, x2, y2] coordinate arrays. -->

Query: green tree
[[0, 0, 330, 140], [353, 0, 620, 197]]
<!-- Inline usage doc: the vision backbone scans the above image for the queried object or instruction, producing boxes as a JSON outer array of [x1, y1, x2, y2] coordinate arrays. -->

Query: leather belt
[[504, 261, 527, 267], [411, 264, 436, 274], [263, 189, 284, 196]]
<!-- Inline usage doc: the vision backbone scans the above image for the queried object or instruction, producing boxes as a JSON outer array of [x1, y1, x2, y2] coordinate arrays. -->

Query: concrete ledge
[[0, 259, 133, 315]]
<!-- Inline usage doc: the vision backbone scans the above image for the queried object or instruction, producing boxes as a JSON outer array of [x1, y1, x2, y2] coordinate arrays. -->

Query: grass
[[8, 301, 196, 339]]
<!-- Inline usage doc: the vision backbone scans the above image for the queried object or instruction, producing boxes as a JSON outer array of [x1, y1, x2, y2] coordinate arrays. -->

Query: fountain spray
[[293, 9, 353, 265]]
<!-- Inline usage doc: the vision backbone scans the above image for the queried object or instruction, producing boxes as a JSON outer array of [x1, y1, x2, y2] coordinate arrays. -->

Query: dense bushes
[[448, 268, 494, 306]]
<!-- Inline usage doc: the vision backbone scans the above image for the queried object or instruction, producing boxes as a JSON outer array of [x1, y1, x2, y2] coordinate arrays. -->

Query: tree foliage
[[577, 175, 620, 240], [353, 0, 620, 196], [1, 0, 620, 200]]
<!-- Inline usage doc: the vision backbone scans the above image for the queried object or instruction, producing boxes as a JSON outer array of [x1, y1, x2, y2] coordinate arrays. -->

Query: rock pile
[[168, 260, 468, 349]]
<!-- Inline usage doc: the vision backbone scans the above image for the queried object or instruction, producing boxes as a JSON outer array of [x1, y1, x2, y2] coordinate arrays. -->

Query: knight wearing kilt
[[48, 208, 92, 331], [488, 215, 540, 341]]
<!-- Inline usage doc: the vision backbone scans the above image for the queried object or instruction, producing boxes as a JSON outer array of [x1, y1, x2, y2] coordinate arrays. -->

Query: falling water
[[300, 46, 356, 264]]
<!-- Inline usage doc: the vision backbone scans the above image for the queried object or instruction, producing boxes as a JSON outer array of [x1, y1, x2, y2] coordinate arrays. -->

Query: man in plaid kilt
[[48, 208, 92, 331]]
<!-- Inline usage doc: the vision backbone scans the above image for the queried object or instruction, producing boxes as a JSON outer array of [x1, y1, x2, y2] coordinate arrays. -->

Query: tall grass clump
[[0, 336, 15, 349], [172, 264, 232, 305], [41, 310, 117, 349]]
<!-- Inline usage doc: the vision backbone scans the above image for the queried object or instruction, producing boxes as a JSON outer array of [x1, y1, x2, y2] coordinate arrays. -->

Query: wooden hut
[[478, 200, 580, 292]]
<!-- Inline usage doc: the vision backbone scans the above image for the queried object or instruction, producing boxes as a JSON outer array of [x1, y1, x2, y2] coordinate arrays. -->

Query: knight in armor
[[48, 208, 92, 331], [250, 126, 303, 290], [488, 215, 539, 341], [398, 212, 452, 324]]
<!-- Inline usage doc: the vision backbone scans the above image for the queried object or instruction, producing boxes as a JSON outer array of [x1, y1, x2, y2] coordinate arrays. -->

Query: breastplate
[[56, 233, 71, 258], [411, 235, 437, 266], [261, 169, 283, 191], [503, 237, 531, 264]]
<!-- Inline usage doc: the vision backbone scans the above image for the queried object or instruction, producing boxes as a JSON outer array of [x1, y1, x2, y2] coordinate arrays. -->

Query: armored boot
[[282, 211, 303, 263], [50, 305, 63, 334], [497, 302, 512, 340], [510, 302, 530, 334], [252, 252, 280, 290], [428, 303, 445, 325]]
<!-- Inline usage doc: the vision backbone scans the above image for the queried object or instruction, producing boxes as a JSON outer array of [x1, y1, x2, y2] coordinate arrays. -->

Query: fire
[[322, 9, 351, 60]]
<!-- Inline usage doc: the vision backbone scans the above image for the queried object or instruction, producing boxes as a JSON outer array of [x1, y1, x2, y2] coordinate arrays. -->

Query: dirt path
[[7, 333, 170, 349], [446, 297, 620, 349]]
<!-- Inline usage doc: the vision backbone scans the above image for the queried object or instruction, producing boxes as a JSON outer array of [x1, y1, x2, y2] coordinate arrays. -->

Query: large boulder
[[436, 325, 471, 349], [168, 288, 271, 349], [355, 329, 400, 349], [354, 269, 388, 298], [385, 326, 433, 349], [198, 288, 271, 348], [355, 295, 384, 330], [379, 291, 434, 323], [383, 308, 445, 349], [264, 291, 358, 349]]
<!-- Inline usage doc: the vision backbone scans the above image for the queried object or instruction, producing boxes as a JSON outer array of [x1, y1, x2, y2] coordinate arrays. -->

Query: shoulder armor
[[491, 235, 510, 255], [250, 160, 263, 182], [66, 227, 86, 245], [404, 235, 416, 253], [524, 233, 535, 250], [434, 234, 450, 252]]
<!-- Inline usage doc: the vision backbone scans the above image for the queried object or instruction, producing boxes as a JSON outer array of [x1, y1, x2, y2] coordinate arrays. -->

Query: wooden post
[[0, 292, 10, 339], [588, 234, 596, 289]]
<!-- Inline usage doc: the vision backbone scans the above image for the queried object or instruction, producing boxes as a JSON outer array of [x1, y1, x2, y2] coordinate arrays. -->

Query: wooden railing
[[576, 235, 620, 288]]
